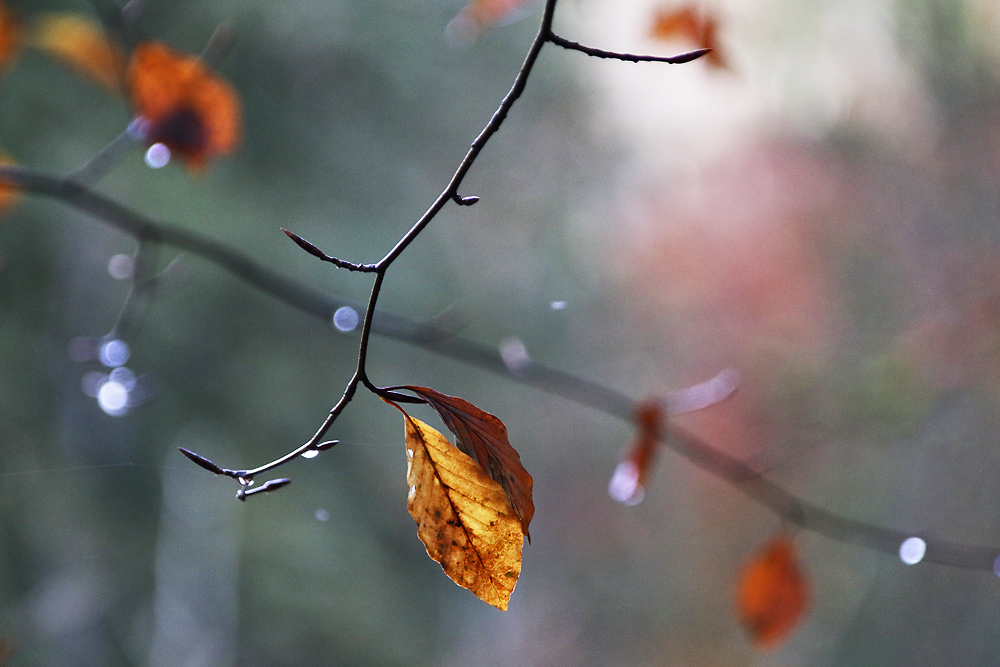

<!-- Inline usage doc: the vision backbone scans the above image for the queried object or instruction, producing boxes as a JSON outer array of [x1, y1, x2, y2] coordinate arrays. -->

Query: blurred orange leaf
[[0, 153, 21, 213], [401, 386, 534, 540], [448, 0, 536, 43], [0, 1, 22, 75], [30, 13, 124, 91], [609, 399, 664, 505], [736, 533, 809, 649], [402, 411, 523, 611], [127, 41, 240, 171], [650, 5, 726, 69]]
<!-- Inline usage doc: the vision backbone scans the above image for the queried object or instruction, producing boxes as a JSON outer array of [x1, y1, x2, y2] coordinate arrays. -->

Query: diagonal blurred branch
[[3, 163, 999, 572]]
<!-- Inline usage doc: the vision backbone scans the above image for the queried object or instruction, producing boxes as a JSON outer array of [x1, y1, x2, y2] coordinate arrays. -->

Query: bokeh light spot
[[107, 253, 134, 280], [899, 537, 926, 565], [499, 336, 531, 374], [99, 339, 130, 367], [97, 380, 129, 416], [332, 306, 359, 332], [144, 142, 171, 169], [608, 460, 645, 506]]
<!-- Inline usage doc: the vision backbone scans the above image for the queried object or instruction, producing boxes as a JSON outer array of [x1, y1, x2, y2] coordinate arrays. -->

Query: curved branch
[[2, 164, 997, 572]]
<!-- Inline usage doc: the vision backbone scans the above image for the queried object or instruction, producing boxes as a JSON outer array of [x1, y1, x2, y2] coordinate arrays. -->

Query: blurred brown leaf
[[127, 41, 240, 171], [0, 1, 22, 75], [650, 5, 726, 69]]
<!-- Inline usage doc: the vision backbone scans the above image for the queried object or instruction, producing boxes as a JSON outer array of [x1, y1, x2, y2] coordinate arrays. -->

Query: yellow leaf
[[402, 386, 534, 540], [404, 414, 523, 611], [30, 13, 124, 91]]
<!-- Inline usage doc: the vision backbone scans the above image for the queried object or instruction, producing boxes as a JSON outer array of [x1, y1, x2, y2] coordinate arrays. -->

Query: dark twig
[[282, 229, 378, 272], [4, 0, 999, 572], [547, 33, 711, 65]]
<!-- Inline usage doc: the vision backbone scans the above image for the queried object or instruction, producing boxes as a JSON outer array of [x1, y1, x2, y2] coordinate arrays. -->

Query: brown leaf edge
[[395, 386, 534, 541]]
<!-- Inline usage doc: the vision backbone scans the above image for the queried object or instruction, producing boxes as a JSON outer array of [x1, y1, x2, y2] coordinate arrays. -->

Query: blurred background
[[3, 0, 1000, 664]]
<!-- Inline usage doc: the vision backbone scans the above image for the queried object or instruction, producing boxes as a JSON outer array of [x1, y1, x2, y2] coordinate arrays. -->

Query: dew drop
[[109, 366, 137, 391], [144, 143, 171, 169], [608, 460, 645, 506], [899, 537, 926, 565], [499, 336, 531, 374], [332, 306, 359, 332], [107, 253, 135, 280], [97, 380, 129, 416], [99, 339, 130, 368], [301, 449, 319, 459]]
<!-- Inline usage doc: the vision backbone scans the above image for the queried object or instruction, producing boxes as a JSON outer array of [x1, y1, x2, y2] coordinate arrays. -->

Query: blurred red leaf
[[402, 386, 534, 540], [609, 399, 664, 505], [0, 1, 22, 75], [735, 533, 809, 649], [449, 0, 536, 43], [127, 41, 240, 171], [650, 5, 726, 69], [0, 153, 21, 213]]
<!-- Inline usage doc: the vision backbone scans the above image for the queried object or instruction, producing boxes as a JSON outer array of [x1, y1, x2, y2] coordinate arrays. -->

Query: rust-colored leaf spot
[[736, 533, 809, 649], [30, 13, 124, 91], [448, 0, 536, 43], [608, 399, 664, 505], [401, 411, 523, 611], [127, 41, 240, 171], [650, 5, 726, 69], [402, 386, 534, 540], [0, 153, 21, 213], [0, 1, 22, 75]]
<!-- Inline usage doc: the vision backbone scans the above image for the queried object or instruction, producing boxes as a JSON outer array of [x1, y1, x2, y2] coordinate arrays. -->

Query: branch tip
[[238, 478, 292, 500], [178, 447, 225, 475], [282, 228, 326, 260]]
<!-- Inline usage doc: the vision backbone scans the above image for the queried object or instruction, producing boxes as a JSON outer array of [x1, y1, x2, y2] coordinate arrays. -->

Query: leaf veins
[[401, 386, 534, 540], [403, 413, 523, 611]]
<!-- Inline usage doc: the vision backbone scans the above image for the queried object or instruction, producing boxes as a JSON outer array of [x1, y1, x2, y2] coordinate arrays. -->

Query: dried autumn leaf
[[403, 413, 523, 611], [0, 1, 22, 75], [30, 13, 125, 91], [650, 5, 726, 69], [127, 41, 240, 171], [448, 0, 536, 43], [736, 533, 809, 649], [401, 386, 533, 540], [608, 399, 664, 505]]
